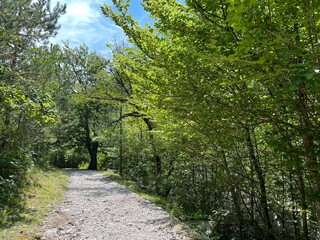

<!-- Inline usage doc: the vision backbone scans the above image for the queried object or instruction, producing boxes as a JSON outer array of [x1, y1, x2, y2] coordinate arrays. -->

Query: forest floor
[[38, 170, 190, 240]]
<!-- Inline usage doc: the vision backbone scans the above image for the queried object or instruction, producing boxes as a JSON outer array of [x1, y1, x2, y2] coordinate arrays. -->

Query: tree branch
[[110, 111, 146, 125]]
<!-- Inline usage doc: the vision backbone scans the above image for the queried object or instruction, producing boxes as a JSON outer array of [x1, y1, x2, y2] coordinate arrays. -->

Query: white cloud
[[49, 0, 125, 58], [63, 2, 99, 25]]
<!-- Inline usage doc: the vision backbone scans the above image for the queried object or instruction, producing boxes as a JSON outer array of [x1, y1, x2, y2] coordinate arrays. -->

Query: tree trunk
[[289, 174, 300, 240], [297, 167, 309, 240], [83, 107, 99, 170], [298, 84, 320, 224], [143, 117, 161, 194], [221, 151, 245, 239], [294, 19, 320, 227], [119, 104, 123, 176], [88, 141, 98, 170], [245, 126, 275, 240]]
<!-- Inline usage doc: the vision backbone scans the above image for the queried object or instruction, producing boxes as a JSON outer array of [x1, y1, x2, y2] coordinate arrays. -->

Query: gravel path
[[40, 170, 189, 240]]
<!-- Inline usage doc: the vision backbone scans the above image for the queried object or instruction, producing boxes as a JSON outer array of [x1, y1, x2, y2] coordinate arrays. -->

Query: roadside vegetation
[[0, 168, 68, 240], [2, 0, 320, 239]]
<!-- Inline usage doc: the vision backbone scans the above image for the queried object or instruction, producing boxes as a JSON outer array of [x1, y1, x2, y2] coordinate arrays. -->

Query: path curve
[[40, 170, 188, 240]]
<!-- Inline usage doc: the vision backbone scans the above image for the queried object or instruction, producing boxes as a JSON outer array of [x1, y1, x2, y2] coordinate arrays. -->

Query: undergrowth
[[0, 168, 68, 240]]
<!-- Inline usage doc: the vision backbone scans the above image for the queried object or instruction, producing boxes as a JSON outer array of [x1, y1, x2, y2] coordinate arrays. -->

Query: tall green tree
[[0, 0, 65, 225], [102, 0, 320, 238], [52, 44, 111, 170]]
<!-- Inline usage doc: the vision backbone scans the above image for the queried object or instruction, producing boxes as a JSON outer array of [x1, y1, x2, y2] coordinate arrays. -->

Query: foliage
[[48, 44, 115, 170], [1, 0, 320, 239], [101, 0, 320, 239], [0, 0, 65, 225], [0, 149, 31, 225]]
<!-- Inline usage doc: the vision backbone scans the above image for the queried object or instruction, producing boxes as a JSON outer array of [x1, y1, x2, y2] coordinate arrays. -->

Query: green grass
[[0, 168, 68, 240], [78, 162, 89, 170]]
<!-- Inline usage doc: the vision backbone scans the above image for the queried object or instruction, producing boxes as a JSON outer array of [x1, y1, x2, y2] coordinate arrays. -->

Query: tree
[[0, 0, 66, 151], [104, 44, 164, 192], [52, 44, 111, 170], [0, 0, 65, 225], [102, 0, 320, 238]]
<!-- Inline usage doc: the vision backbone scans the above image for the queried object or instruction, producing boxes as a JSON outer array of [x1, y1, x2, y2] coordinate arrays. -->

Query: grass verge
[[101, 169, 201, 240], [0, 168, 68, 240]]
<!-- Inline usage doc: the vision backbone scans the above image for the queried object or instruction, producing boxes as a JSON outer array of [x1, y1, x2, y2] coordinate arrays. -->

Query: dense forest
[[1, 0, 320, 239]]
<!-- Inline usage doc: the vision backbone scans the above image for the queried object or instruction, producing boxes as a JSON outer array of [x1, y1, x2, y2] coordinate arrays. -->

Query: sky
[[49, 0, 149, 58]]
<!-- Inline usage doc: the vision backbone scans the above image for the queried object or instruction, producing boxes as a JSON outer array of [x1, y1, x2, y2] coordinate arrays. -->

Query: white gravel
[[39, 170, 189, 240]]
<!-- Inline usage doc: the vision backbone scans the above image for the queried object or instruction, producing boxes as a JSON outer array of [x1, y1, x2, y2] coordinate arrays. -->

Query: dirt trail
[[39, 170, 188, 240]]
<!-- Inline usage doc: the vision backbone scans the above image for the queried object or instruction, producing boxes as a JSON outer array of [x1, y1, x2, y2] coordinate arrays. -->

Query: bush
[[0, 150, 31, 226], [48, 147, 89, 168]]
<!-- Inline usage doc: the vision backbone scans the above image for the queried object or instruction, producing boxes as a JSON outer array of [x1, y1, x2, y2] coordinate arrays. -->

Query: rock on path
[[39, 170, 188, 240]]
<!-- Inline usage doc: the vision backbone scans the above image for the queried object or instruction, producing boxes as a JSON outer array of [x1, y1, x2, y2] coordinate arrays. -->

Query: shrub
[[0, 149, 32, 226]]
